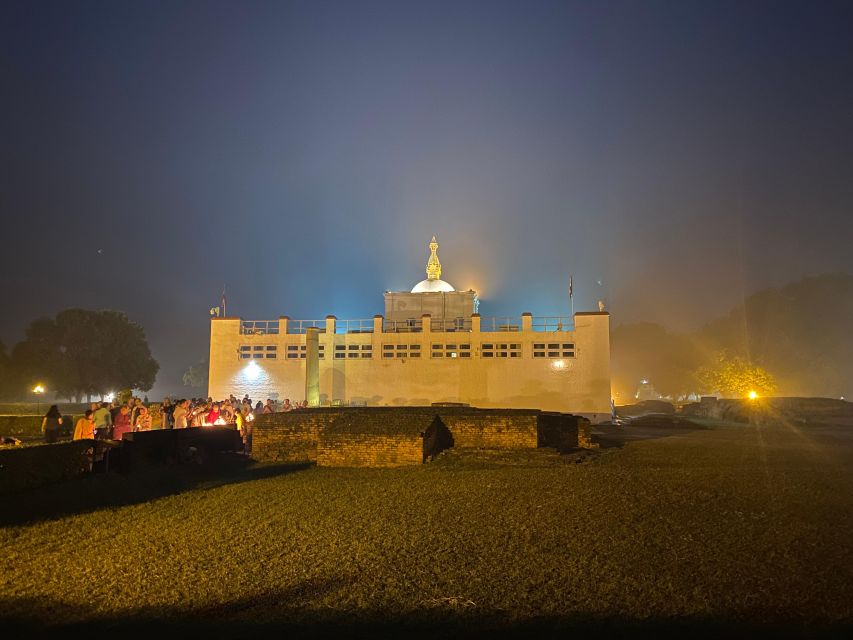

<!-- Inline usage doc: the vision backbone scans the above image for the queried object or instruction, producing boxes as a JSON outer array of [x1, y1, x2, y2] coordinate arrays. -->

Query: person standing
[[161, 397, 174, 429], [130, 398, 143, 425], [93, 402, 112, 439], [42, 405, 63, 443], [73, 410, 96, 440], [113, 406, 132, 441], [134, 406, 152, 431], [173, 399, 189, 429], [206, 403, 221, 425]]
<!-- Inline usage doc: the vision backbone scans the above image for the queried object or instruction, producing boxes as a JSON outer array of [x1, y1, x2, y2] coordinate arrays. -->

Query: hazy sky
[[2, 0, 852, 396]]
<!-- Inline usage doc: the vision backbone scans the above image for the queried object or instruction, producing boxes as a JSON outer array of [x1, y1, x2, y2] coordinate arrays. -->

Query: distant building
[[208, 237, 612, 422]]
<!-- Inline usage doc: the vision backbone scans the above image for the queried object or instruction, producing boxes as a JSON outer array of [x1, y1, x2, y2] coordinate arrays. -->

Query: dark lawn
[[2, 421, 852, 638]]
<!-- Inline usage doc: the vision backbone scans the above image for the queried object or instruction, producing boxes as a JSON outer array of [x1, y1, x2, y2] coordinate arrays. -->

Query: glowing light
[[551, 360, 566, 370], [246, 413, 255, 422], [244, 360, 261, 381], [103, 392, 115, 402], [640, 379, 649, 385], [214, 417, 226, 426], [32, 384, 45, 394], [748, 390, 758, 400]]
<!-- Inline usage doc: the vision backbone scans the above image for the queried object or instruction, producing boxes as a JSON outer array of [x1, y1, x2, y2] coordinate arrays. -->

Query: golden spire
[[426, 235, 442, 280]]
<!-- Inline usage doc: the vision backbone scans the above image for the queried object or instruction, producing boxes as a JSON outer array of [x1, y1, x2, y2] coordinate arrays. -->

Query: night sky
[[2, 0, 852, 397]]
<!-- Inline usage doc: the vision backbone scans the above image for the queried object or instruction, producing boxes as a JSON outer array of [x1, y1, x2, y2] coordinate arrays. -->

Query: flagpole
[[569, 276, 574, 318]]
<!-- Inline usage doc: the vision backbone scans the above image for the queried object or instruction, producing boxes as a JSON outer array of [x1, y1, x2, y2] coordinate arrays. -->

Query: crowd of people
[[45, 394, 311, 448]]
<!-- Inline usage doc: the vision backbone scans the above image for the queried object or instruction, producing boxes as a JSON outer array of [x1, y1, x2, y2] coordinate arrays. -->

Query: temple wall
[[210, 312, 611, 422]]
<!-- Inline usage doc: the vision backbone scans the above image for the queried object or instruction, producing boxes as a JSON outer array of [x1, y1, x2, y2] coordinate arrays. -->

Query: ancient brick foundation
[[253, 407, 590, 467]]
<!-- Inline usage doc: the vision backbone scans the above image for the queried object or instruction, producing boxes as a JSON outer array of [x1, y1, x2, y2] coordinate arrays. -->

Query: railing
[[383, 319, 423, 333], [240, 320, 279, 335], [239, 316, 577, 335], [479, 317, 521, 332], [335, 318, 375, 334], [287, 319, 327, 334], [431, 318, 472, 332], [531, 316, 574, 332]]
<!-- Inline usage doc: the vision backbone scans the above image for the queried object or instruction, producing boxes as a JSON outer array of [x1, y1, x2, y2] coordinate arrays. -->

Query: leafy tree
[[12, 309, 159, 401], [182, 360, 209, 389], [694, 353, 777, 398], [699, 273, 853, 397]]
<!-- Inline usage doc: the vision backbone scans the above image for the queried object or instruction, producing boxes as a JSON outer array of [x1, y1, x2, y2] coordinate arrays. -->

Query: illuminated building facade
[[208, 238, 612, 422]]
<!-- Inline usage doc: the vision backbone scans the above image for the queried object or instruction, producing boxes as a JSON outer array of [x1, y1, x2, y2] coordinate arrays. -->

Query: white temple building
[[208, 237, 612, 422]]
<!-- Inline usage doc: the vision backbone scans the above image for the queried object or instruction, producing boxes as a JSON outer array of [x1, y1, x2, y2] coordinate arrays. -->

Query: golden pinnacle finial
[[426, 235, 442, 280]]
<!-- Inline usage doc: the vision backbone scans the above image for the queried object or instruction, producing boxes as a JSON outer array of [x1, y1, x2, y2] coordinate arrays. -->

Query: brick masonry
[[253, 406, 592, 467]]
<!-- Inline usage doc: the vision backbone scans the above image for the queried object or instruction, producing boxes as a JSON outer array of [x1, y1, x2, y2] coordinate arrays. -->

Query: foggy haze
[[1, 0, 852, 397]]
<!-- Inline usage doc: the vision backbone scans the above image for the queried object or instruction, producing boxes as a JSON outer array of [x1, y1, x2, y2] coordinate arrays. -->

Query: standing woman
[[134, 406, 152, 432], [42, 405, 63, 443]]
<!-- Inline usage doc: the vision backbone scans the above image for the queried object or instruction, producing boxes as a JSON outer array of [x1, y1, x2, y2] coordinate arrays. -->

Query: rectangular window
[[563, 351, 575, 358], [287, 345, 299, 351], [348, 345, 359, 350], [534, 343, 545, 350], [361, 353, 371, 359], [409, 352, 421, 358], [335, 353, 345, 359], [347, 352, 359, 359], [361, 345, 372, 351], [335, 345, 346, 351], [562, 343, 575, 350], [240, 346, 251, 352], [265, 353, 276, 359], [548, 343, 559, 349], [253, 345, 264, 351], [252, 353, 263, 359], [240, 353, 251, 359], [548, 351, 559, 358], [409, 344, 420, 350], [534, 351, 545, 358]]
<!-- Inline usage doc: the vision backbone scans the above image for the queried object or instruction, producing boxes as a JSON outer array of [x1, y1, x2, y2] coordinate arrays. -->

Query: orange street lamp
[[32, 384, 46, 415]]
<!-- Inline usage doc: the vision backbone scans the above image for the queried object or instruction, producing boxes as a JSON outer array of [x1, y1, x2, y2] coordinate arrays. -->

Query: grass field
[[2, 420, 852, 638]]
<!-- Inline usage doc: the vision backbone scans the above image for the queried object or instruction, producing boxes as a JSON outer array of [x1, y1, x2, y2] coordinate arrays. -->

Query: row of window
[[240, 343, 575, 360], [532, 342, 575, 358]]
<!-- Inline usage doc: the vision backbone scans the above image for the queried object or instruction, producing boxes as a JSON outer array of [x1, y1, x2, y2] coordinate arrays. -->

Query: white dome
[[411, 278, 455, 293]]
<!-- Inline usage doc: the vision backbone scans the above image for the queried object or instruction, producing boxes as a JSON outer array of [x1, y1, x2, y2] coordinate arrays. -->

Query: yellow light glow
[[748, 390, 758, 400], [551, 359, 566, 370], [32, 384, 45, 394]]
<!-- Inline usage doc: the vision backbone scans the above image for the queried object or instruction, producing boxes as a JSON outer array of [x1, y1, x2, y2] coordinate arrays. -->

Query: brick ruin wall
[[318, 434, 423, 468], [253, 407, 592, 466]]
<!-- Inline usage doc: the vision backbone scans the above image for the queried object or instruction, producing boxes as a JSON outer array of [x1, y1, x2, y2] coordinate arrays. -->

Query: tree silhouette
[[12, 309, 159, 401]]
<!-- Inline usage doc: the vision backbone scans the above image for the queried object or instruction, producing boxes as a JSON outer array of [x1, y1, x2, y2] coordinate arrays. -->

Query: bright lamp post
[[32, 384, 46, 415]]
